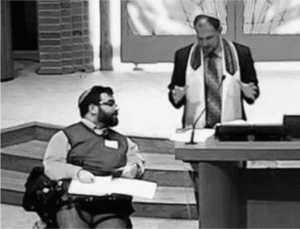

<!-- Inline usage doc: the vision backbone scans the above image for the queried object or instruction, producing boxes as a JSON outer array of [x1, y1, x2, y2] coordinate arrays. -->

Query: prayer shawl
[[185, 38, 242, 128]]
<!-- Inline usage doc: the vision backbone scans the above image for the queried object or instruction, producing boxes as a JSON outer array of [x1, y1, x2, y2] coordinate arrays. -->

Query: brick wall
[[37, 0, 94, 74]]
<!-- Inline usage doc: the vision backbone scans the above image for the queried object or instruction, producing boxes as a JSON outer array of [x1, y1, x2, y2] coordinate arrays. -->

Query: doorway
[[11, 0, 38, 60]]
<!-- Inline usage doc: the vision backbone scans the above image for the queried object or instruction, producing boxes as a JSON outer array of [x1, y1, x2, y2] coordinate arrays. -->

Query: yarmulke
[[189, 9, 219, 24], [78, 87, 93, 106]]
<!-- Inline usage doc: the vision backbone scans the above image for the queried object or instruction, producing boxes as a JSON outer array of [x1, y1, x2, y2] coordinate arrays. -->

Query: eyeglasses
[[98, 101, 117, 107]]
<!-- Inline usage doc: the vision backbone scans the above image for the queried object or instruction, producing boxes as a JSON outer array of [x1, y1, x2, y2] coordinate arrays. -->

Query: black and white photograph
[[1, 0, 300, 228]]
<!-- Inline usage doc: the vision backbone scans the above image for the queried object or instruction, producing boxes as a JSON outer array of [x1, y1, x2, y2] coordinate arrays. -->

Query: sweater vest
[[63, 122, 128, 176]]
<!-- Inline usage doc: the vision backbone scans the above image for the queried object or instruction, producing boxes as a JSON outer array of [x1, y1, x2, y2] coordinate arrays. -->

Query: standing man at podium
[[168, 13, 260, 129], [168, 13, 260, 218]]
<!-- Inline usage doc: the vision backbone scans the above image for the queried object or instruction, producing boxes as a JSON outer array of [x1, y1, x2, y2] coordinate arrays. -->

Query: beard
[[107, 114, 118, 127], [98, 112, 118, 127]]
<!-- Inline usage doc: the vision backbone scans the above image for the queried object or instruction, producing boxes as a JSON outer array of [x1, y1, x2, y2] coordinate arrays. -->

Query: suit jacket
[[168, 42, 259, 127]]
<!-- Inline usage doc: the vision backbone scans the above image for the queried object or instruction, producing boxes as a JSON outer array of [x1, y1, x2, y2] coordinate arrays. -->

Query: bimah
[[175, 122, 300, 228]]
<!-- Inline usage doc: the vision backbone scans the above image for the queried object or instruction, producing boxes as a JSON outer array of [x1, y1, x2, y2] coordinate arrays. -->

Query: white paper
[[68, 176, 157, 199], [218, 119, 248, 125], [170, 128, 215, 142]]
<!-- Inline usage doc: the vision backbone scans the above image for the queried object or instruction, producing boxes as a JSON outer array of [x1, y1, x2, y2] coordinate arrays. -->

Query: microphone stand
[[186, 108, 206, 145], [186, 75, 226, 145]]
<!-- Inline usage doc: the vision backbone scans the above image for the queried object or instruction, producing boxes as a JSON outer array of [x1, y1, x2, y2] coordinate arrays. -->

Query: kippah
[[190, 9, 219, 23], [78, 87, 93, 106]]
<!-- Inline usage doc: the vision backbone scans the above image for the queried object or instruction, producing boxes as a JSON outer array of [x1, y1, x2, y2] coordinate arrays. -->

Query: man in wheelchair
[[25, 86, 145, 228]]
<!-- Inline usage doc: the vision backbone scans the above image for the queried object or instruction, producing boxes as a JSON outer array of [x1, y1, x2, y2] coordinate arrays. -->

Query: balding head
[[193, 15, 222, 56], [193, 15, 221, 31]]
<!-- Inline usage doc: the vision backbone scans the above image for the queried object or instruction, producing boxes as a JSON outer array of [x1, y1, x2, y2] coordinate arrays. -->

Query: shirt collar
[[81, 118, 97, 130], [213, 44, 222, 58], [204, 42, 222, 58], [81, 118, 108, 135]]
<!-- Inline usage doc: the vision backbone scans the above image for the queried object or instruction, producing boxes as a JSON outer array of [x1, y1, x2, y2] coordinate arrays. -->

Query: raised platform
[[1, 122, 197, 220]]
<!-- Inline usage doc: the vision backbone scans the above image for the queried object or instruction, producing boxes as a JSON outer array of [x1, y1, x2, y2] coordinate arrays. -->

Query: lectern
[[175, 135, 300, 228]]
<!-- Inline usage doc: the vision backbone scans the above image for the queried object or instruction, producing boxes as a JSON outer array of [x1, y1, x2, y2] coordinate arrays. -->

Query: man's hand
[[241, 82, 258, 102], [172, 85, 188, 104], [77, 169, 95, 183], [120, 164, 139, 179]]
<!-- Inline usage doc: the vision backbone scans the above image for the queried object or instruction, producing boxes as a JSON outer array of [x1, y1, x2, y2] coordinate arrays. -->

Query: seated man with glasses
[[43, 85, 145, 228]]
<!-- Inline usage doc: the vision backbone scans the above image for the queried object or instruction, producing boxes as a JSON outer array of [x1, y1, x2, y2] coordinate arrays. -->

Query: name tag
[[104, 140, 119, 149]]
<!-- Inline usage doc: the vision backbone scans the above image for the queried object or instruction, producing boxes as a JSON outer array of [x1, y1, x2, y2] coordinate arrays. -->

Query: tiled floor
[[1, 60, 182, 138], [2, 60, 300, 139]]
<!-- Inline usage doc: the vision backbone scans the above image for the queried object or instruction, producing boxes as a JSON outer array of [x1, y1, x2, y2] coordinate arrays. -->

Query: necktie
[[205, 53, 221, 128]]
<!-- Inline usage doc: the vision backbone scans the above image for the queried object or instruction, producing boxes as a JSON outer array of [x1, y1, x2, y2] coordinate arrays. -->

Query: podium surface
[[175, 139, 300, 228], [176, 140, 300, 161]]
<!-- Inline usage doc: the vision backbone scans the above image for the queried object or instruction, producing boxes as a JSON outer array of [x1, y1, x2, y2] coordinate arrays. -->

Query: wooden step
[[1, 169, 197, 219], [1, 140, 193, 187], [1, 122, 175, 154]]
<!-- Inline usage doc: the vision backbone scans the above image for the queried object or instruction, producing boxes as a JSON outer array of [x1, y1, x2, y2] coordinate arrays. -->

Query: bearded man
[[43, 85, 145, 228]]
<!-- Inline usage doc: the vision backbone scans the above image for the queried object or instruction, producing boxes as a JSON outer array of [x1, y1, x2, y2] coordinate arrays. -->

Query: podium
[[175, 138, 300, 228]]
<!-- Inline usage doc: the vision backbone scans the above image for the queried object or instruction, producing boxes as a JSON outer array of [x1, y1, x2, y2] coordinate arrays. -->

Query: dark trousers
[[56, 202, 132, 228]]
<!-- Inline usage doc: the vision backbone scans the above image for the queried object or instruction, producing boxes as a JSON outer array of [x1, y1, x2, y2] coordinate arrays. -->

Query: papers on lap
[[68, 176, 157, 199]]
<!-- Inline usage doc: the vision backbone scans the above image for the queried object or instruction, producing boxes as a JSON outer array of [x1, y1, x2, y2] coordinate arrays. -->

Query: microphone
[[186, 75, 226, 144]]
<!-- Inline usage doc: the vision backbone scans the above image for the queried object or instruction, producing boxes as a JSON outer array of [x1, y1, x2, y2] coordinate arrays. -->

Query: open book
[[68, 176, 157, 199], [170, 128, 215, 142]]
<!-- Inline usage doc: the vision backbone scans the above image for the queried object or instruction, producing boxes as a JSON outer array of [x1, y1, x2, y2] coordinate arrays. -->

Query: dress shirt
[[43, 118, 145, 180]]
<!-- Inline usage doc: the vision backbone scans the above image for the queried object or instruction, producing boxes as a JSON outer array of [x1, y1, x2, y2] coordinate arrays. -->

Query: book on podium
[[170, 128, 215, 143]]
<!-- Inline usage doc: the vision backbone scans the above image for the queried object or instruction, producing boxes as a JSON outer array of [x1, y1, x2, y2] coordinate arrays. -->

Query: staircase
[[1, 122, 197, 219]]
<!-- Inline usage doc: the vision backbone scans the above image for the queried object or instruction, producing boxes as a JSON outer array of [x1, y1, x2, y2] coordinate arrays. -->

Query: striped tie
[[205, 53, 221, 128]]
